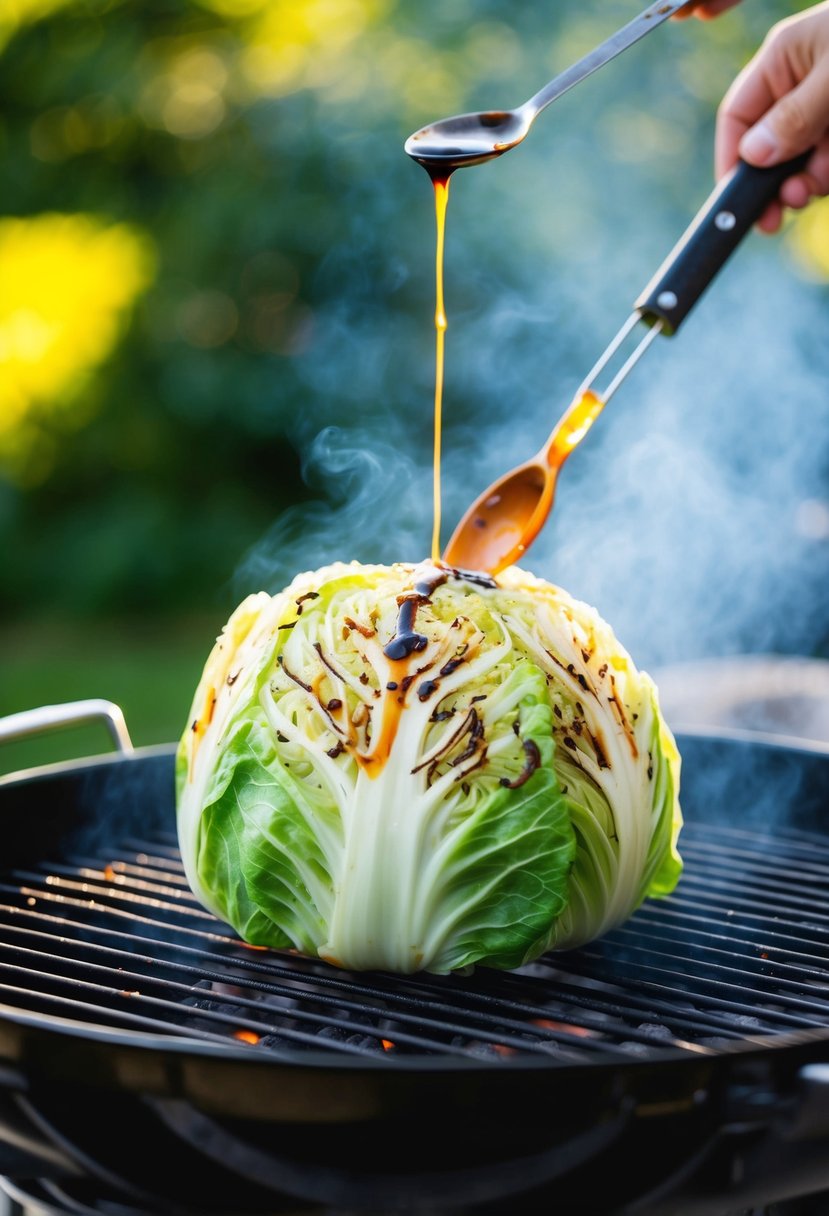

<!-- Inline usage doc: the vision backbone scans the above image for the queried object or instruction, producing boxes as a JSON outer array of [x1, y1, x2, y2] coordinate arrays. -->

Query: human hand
[[716, 1, 829, 232], [672, 0, 743, 20]]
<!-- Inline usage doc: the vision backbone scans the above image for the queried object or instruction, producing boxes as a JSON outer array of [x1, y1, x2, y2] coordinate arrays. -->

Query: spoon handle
[[529, 0, 694, 117], [525, 1, 695, 117], [634, 152, 812, 335]]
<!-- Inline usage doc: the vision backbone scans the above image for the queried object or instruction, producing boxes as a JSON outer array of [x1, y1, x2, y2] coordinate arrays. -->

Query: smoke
[[232, 72, 829, 701], [233, 421, 433, 595], [438, 248, 829, 672], [234, 240, 829, 682]]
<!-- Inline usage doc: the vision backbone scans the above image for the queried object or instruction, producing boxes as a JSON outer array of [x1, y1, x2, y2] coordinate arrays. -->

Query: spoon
[[440, 323, 661, 575], [404, 0, 694, 173], [442, 153, 812, 575]]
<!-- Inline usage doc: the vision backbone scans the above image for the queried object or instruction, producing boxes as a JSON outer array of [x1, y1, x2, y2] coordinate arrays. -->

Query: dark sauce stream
[[429, 170, 450, 565], [383, 564, 496, 661], [381, 154, 502, 664]]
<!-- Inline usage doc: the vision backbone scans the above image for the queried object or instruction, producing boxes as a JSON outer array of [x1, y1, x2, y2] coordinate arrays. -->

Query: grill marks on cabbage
[[608, 673, 639, 759], [499, 738, 542, 789], [275, 571, 479, 773], [541, 649, 613, 775], [411, 705, 488, 786], [273, 566, 549, 788], [279, 654, 348, 739]]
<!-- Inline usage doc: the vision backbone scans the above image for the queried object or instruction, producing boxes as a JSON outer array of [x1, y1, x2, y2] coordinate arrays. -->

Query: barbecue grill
[[1, 702, 829, 1216]]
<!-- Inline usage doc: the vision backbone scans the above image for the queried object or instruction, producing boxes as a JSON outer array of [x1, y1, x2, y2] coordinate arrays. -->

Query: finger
[[756, 200, 784, 234], [673, 0, 742, 19], [715, 58, 779, 179], [803, 141, 829, 196], [694, 0, 744, 20], [780, 143, 829, 205], [780, 174, 813, 209], [740, 65, 829, 166], [750, 143, 829, 223]]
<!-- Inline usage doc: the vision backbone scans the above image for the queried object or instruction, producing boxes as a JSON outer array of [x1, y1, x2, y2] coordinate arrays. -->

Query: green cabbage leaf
[[177, 562, 682, 973]]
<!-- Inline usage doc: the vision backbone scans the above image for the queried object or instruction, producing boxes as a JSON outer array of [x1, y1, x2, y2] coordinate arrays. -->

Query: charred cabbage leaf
[[177, 562, 682, 973]]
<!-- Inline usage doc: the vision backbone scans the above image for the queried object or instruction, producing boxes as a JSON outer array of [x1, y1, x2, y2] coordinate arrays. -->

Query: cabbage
[[176, 562, 682, 974]]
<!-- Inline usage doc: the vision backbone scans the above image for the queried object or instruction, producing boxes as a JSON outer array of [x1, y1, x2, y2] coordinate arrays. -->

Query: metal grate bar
[[0, 901, 698, 1057], [0, 975, 460, 1059], [571, 943, 829, 1023], [603, 923, 829, 995], [663, 887, 829, 933], [0, 979, 246, 1047], [0, 929, 614, 1059], [668, 872, 829, 919], [5, 873, 764, 1050], [681, 823, 829, 858], [679, 839, 829, 881], [1, 818, 829, 1063], [10, 869, 214, 921], [507, 959, 816, 1039], [630, 904, 829, 964]]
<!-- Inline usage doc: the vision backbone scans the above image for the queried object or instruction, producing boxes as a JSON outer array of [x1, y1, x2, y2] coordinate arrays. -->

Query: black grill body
[[0, 732, 828, 1215]]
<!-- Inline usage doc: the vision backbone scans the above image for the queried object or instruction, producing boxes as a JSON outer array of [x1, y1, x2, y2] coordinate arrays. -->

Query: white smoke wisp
[[441, 252, 829, 671], [233, 423, 434, 596], [233, 251, 829, 675], [233, 196, 829, 686]]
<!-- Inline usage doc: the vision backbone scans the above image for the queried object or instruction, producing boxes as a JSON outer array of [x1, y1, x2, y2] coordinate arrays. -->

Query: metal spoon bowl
[[405, 0, 693, 174], [404, 108, 533, 170]]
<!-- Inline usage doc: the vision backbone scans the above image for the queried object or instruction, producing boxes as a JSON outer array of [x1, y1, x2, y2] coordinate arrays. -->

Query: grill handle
[[635, 152, 812, 335], [0, 700, 133, 755]]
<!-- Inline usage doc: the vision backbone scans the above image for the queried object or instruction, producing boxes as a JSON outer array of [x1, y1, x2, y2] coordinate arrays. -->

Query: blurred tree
[[0, 0, 822, 639]]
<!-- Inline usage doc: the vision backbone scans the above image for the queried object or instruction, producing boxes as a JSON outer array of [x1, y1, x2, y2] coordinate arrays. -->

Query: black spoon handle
[[634, 152, 812, 335]]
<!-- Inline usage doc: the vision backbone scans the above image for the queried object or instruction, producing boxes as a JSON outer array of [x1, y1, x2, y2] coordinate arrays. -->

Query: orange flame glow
[[532, 1018, 596, 1038]]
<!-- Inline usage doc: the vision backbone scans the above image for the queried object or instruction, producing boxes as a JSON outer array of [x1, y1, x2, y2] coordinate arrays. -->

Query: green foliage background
[[0, 0, 824, 772]]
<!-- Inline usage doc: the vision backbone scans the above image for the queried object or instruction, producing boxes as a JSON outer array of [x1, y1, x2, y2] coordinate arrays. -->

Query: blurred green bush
[[1, 0, 825, 759]]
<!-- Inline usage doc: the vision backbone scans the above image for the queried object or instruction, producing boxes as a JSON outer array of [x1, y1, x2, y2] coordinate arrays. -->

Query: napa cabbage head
[[176, 561, 682, 974]]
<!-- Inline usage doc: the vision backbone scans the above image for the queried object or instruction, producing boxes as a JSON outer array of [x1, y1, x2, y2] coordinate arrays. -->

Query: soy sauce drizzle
[[383, 595, 430, 661], [414, 151, 506, 577], [382, 564, 447, 661], [431, 173, 450, 564], [382, 563, 495, 662]]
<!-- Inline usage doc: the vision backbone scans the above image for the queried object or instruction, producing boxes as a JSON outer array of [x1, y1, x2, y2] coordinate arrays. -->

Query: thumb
[[739, 68, 829, 166]]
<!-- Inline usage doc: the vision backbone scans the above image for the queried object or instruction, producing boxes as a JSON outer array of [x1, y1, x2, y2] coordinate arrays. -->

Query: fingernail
[[740, 122, 779, 165]]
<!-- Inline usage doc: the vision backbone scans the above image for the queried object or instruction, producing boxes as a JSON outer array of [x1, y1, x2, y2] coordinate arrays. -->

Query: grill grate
[[1, 820, 829, 1063]]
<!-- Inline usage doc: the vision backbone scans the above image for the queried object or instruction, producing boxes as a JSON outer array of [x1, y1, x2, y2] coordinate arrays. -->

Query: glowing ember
[[103, 864, 116, 882], [531, 1018, 597, 1038], [233, 1029, 261, 1045], [381, 1039, 395, 1051]]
